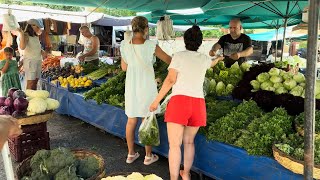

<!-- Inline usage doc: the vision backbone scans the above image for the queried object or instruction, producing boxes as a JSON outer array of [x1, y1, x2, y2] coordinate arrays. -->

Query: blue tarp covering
[[41, 80, 303, 180]]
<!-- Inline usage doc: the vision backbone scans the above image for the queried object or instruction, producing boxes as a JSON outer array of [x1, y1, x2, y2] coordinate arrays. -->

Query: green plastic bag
[[138, 112, 160, 146]]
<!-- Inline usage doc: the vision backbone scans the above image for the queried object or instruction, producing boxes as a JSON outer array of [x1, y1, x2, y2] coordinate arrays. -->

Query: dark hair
[[25, 24, 37, 37], [184, 25, 202, 51], [4, 47, 14, 54]]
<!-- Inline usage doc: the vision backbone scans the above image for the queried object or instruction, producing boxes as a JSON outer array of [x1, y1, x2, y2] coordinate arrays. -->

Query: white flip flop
[[144, 154, 159, 165], [126, 152, 140, 164]]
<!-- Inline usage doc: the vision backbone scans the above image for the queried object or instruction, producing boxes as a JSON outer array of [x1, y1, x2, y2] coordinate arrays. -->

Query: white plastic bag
[[2, 13, 20, 31], [159, 93, 173, 115], [138, 112, 160, 146]]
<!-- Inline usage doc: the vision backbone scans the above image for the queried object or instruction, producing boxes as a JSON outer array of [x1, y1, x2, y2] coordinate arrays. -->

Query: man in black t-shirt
[[209, 19, 253, 67]]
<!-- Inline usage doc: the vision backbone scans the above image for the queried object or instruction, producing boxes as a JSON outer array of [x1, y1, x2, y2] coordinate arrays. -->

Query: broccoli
[[30, 149, 50, 172], [55, 165, 79, 180], [43, 147, 76, 176], [21, 171, 50, 180], [77, 156, 99, 179]]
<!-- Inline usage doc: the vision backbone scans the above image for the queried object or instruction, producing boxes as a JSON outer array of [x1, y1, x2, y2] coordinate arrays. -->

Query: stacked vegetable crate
[[8, 119, 50, 162]]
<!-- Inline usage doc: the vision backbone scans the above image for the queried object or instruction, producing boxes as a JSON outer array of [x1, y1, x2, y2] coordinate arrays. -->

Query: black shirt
[[217, 33, 252, 68]]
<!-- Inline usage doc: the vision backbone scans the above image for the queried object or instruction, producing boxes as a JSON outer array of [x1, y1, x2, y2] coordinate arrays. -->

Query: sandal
[[126, 152, 140, 164], [144, 154, 159, 165]]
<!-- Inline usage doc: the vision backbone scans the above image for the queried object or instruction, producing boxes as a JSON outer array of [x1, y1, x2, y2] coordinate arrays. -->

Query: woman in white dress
[[120, 16, 171, 165], [18, 19, 46, 90]]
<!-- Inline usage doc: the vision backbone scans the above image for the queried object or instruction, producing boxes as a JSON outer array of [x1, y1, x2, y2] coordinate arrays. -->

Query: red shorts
[[165, 95, 207, 127]]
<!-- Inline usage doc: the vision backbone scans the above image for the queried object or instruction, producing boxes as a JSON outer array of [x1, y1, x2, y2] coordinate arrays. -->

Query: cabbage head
[[299, 83, 306, 88], [293, 72, 305, 83], [264, 86, 276, 92], [270, 76, 283, 83], [281, 72, 294, 80], [257, 73, 270, 83], [275, 87, 288, 95], [283, 79, 297, 90], [250, 80, 260, 90], [240, 62, 251, 72], [225, 84, 234, 95], [273, 82, 283, 89], [269, 68, 281, 76], [290, 86, 304, 97], [216, 82, 226, 96], [260, 81, 274, 91]]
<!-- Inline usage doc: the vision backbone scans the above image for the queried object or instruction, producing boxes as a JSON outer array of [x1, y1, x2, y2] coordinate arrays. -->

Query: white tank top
[[83, 36, 100, 61], [23, 36, 42, 62]]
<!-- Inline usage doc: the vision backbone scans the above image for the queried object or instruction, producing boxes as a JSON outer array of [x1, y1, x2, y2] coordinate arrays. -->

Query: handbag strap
[[130, 39, 154, 73]]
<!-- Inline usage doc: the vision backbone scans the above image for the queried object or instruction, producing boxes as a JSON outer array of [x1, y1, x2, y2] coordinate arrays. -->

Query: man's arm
[[239, 46, 253, 57], [209, 43, 222, 56]]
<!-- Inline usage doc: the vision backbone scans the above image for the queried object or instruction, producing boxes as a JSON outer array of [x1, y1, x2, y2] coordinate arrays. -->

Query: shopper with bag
[[150, 25, 224, 180], [18, 19, 46, 90], [120, 16, 171, 165]]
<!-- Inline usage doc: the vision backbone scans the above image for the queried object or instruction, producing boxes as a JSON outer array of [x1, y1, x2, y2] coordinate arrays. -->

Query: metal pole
[[280, 17, 288, 61], [304, 0, 320, 179], [275, 27, 279, 61]]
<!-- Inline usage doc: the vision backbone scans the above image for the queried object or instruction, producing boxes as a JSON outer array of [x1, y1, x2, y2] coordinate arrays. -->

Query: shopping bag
[[159, 93, 172, 115], [138, 112, 160, 146]]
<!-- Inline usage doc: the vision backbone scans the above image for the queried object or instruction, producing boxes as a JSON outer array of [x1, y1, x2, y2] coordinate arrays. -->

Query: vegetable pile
[[102, 172, 163, 180], [84, 71, 125, 107], [42, 65, 81, 81], [21, 148, 100, 180], [250, 67, 306, 98], [26, 90, 60, 116], [42, 56, 62, 71], [0, 88, 28, 117], [205, 62, 251, 96]]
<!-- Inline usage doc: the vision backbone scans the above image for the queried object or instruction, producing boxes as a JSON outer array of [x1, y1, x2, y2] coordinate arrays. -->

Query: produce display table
[[40, 79, 303, 180]]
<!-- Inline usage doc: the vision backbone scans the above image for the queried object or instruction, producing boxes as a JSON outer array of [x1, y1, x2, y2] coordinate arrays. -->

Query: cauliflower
[[27, 97, 48, 114], [26, 90, 50, 99], [144, 174, 163, 180], [127, 172, 144, 180], [46, 98, 60, 110], [77, 156, 99, 179]]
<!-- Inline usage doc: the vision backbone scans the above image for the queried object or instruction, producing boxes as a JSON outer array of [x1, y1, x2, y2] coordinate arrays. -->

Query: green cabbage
[[281, 72, 294, 80], [250, 80, 260, 90], [290, 86, 304, 97], [299, 83, 306, 88], [208, 79, 217, 94], [273, 82, 284, 89], [270, 76, 283, 83], [265, 86, 276, 92], [275, 87, 288, 95], [283, 79, 297, 90], [293, 73, 305, 83], [257, 73, 270, 83], [226, 84, 235, 95], [216, 82, 226, 96], [260, 81, 274, 91], [240, 62, 251, 72], [268, 68, 281, 76]]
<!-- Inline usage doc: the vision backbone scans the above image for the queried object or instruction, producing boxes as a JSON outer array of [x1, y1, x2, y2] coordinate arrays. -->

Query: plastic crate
[[8, 122, 50, 162]]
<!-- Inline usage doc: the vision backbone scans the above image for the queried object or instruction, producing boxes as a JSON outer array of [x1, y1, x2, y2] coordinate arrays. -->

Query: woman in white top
[[18, 19, 46, 90], [120, 16, 171, 165], [150, 26, 224, 180]]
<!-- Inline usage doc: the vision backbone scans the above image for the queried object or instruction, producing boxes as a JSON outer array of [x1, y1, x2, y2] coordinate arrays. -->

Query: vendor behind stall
[[78, 26, 100, 66], [209, 19, 253, 68]]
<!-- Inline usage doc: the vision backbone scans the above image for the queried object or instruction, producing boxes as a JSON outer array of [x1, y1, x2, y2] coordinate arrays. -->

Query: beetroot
[[7, 88, 19, 98], [4, 97, 13, 107], [12, 111, 26, 118], [13, 98, 29, 111], [0, 97, 6, 106], [12, 90, 26, 100], [0, 106, 11, 115]]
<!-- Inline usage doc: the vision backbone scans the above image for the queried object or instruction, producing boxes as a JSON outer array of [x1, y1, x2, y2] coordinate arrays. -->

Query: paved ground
[[0, 113, 170, 179]]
